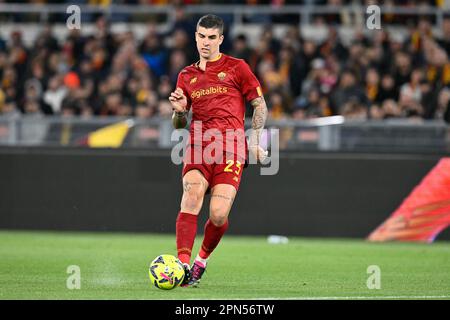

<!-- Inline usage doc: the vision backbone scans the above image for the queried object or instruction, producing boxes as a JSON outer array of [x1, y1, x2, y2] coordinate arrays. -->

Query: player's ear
[[219, 34, 224, 45]]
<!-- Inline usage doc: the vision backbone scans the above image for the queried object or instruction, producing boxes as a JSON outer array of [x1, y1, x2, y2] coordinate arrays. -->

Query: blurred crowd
[[0, 4, 449, 123]]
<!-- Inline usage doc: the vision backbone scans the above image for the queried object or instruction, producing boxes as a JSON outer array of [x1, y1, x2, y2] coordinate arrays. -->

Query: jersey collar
[[195, 53, 224, 70], [208, 53, 223, 64]]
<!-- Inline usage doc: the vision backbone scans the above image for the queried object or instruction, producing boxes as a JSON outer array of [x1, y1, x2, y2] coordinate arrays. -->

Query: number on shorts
[[224, 160, 234, 172], [235, 161, 242, 175], [224, 160, 242, 176]]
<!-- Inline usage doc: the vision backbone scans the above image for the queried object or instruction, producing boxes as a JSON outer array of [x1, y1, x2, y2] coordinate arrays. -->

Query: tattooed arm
[[249, 96, 268, 163], [172, 111, 188, 129]]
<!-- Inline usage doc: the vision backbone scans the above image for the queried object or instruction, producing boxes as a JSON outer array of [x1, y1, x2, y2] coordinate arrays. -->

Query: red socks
[[176, 212, 198, 265], [199, 219, 229, 260], [176, 212, 229, 264]]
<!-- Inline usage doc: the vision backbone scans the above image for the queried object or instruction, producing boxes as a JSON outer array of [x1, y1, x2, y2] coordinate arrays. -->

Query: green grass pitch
[[0, 230, 449, 300]]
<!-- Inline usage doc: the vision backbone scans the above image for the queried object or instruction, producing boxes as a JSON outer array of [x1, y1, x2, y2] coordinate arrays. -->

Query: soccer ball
[[148, 254, 185, 290]]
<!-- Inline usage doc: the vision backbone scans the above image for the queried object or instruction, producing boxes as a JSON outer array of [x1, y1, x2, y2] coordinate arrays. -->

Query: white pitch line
[[251, 295, 450, 300], [183, 295, 450, 300]]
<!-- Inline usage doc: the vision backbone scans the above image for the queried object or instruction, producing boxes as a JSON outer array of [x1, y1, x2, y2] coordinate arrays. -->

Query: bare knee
[[209, 185, 235, 226], [181, 180, 206, 214], [209, 203, 229, 226], [182, 191, 203, 213]]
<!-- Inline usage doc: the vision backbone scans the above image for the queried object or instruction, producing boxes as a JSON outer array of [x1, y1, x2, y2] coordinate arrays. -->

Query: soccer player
[[168, 14, 268, 287]]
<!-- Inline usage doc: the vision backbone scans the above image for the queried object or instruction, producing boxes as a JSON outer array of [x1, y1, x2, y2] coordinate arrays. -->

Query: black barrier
[[0, 147, 448, 240]]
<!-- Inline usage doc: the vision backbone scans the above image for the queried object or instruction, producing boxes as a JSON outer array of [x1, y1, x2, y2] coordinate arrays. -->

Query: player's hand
[[249, 145, 268, 164], [169, 87, 188, 113]]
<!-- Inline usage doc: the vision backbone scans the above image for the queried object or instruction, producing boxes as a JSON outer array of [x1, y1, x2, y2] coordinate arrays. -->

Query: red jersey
[[176, 53, 262, 159]]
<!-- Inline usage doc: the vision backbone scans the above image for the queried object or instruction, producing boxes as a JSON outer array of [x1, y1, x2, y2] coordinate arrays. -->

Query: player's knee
[[209, 205, 229, 226], [181, 189, 204, 213], [184, 197, 201, 212]]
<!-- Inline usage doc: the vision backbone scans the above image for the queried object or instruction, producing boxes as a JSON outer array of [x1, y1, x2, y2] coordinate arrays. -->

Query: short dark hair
[[197, 14, 224, 35]]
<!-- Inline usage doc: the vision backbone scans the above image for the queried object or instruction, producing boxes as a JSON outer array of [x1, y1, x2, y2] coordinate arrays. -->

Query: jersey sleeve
[[237, 60, 263, 103], [176, 71, 192, 111]]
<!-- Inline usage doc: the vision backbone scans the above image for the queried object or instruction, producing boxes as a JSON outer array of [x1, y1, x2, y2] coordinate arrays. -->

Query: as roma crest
[[217, 72, 226, 81]]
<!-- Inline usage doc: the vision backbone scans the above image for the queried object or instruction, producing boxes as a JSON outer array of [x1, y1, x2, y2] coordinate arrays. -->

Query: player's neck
[[198, 52, 222, 71]]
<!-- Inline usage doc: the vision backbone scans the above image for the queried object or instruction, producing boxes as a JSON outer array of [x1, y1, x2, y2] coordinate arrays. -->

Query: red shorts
[[182, 145, 245, 191]]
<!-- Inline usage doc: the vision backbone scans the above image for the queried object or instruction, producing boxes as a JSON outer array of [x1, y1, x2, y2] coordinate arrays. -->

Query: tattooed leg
[[209, 184, 237, 226], [181, 169, 208, 215]]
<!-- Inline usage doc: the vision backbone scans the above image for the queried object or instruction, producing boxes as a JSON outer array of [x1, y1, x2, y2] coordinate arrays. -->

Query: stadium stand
[[0, 1, 449, 123], [0, 1, 449, 151]]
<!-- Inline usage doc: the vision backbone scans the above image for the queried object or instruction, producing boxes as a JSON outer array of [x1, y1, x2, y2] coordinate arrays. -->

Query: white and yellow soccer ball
[[148, 254, 185, 290]]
